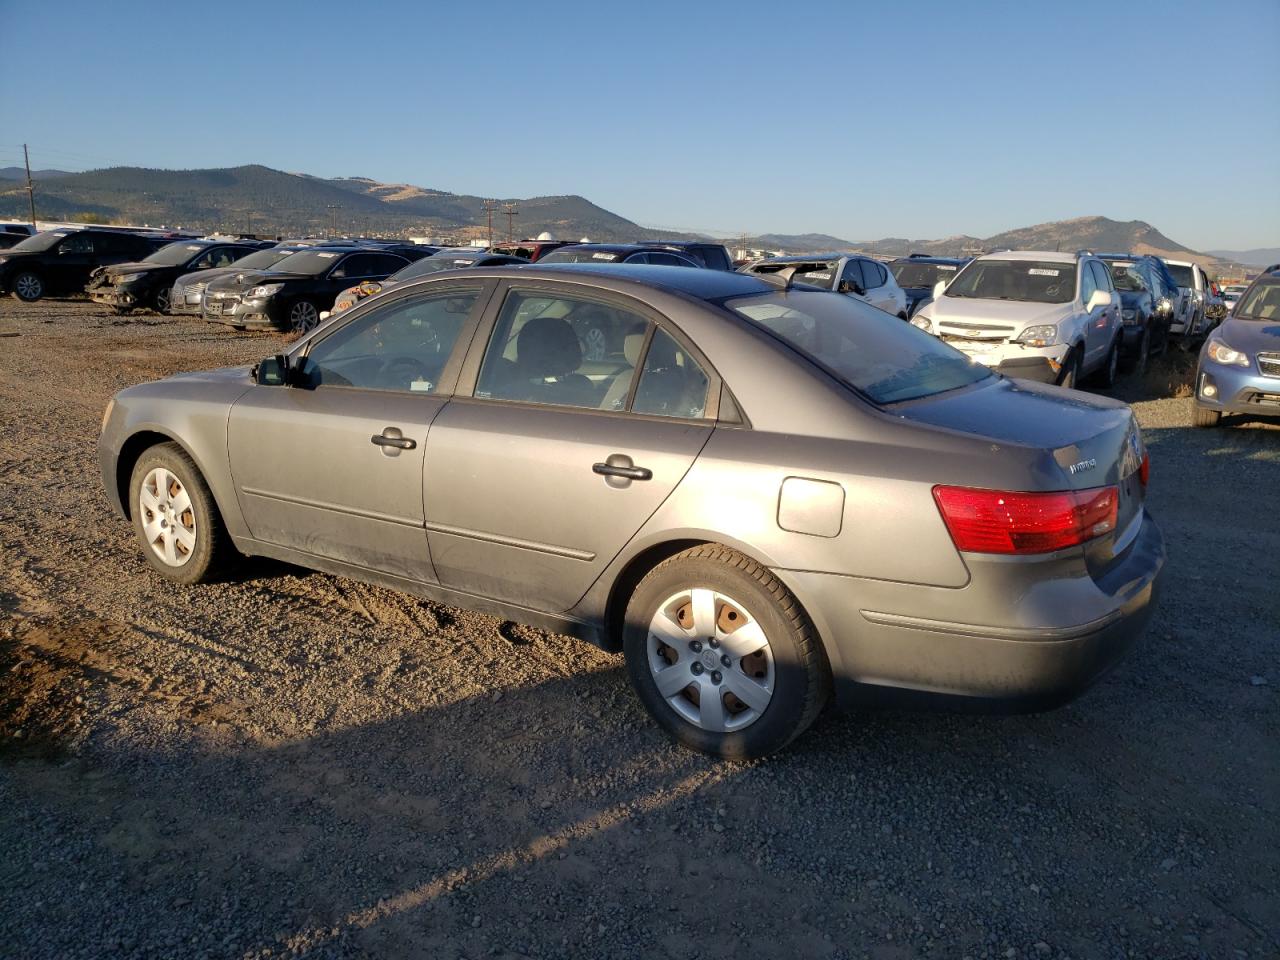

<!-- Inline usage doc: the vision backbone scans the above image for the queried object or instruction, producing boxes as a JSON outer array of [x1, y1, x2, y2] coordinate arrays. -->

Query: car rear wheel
[[288, 299, 320, 333], [128, 442, 230, 584], [1193, 406, 1221, 428], [12, 271, 44, 302], [1093, 337, 1120, 388], [623, 545, 830, 759]]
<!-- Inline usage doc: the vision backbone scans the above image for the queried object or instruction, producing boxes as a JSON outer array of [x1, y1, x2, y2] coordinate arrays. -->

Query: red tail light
[[933, 485, 1119, 555], [1139, 452, 1150, 487]]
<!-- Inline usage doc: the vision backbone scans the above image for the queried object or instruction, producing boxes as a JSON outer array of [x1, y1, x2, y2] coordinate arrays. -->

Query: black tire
[[1193, 406, 1221, 428], [287, 298, 320, 333], [1092, 336, 1120, 388], [128, 442, 232, 585], [153, 286, 172, 314], [11, 270, 44, 302], [623, 544, 831, 759], [1057, 346, 1083, 389]]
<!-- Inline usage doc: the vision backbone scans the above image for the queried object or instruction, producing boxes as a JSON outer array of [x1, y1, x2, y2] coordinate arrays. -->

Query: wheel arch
[[115, 429, 229, 527]]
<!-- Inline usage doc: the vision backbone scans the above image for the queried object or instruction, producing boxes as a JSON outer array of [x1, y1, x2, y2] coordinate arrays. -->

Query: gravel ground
[[1, 299, 1276, 960]]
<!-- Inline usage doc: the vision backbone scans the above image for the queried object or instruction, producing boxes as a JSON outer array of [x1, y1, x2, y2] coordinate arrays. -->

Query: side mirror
[[255, 354, 290, 386], [1087, 290, 1113, 311], [932, 280, 948, 301], [838, 279, 865, 296]]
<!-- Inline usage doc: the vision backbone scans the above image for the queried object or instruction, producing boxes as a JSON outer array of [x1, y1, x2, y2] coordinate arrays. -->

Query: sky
[[1, 0, 1277, 250]]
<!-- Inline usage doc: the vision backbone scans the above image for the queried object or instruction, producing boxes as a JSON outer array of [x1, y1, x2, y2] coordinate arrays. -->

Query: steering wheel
[[380, 356, 431, 388]]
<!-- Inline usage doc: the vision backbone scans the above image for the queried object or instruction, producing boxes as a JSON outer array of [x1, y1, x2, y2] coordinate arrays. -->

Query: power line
[[481, 199, 499, 248], [502, 202, 519, 243]]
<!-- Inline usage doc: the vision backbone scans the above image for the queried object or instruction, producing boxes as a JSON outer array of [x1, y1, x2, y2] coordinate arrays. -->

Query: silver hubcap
[[648, 588, 775, 733], [290, 301, 319, 332], [139, 468, 196, 567], [15, 274, 41, 299]]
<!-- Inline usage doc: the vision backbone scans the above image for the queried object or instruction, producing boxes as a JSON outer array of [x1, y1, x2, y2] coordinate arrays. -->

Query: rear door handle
[[593, 455, 652, 483], [372, 435, 415, 449], [593, 462, 652, 481]]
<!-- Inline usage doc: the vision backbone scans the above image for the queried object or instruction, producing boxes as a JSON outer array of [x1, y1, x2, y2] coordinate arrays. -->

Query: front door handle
[[593, 454, 652, 486], [371, 427, 416, 456]]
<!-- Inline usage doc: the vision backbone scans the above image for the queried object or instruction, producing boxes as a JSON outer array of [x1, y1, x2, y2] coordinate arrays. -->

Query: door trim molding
[[424, 521, 595, 561], [241, 486, 421, 528]]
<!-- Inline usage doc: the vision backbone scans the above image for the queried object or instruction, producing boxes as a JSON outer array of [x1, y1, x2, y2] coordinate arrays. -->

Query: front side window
[[1089, 261, 1112, 294], [728, 289, 992, 405], [859, 259, 886, 290], [301, 286, 481, 393], [945, 259, 1078, 304], [191, 247, 240, 270], [59, 233, 95, 254], [475, 290, 652, 410]]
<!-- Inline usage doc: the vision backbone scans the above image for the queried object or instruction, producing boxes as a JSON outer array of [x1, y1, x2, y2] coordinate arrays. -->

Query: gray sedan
[[99, 264, 1165, 758]]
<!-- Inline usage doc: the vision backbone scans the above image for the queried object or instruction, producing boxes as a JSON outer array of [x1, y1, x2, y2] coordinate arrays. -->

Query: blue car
[[1193, 266, 1280, 427]]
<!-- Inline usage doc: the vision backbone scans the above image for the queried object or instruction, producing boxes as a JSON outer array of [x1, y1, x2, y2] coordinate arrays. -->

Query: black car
[[1100, 254, 1177, 372], [87, 239, 269, 314], [889, 254, 971, 317], [169, 242, 330, 316], [0, 223, 35, 250], [0, 228, 162, 301], [327, 248, 529, 318], [636, 241, 735, 271], [202, 245, 426, 332], [538, 243, 700, 267]]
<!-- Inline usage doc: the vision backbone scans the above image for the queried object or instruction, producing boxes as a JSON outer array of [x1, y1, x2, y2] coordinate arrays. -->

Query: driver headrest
[[516, 316, 582, 379]]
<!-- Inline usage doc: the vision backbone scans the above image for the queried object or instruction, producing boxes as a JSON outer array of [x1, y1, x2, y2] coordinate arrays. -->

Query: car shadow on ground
[[5, 644, 1276, 959]]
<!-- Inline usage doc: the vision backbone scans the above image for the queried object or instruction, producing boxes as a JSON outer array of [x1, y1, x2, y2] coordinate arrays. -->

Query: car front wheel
[[288, 299, 320, 333], [623, 545, 830, 759], [128, 442, 230, 584], [1193, 406, 1221, 428], [12, 271, 44, 301], [1057, 346, 1082, 389]]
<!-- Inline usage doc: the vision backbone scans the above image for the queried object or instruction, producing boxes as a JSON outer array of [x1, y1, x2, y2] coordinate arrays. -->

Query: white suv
[[1164, 259, 1218, 337], [912, 250, 1122, 388]]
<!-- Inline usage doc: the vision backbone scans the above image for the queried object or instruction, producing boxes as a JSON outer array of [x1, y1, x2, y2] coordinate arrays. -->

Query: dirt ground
[[1, 299, 1277, 960]]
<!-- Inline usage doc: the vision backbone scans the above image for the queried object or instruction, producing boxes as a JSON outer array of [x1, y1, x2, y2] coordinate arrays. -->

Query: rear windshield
[[539, 247, 624, 263], [945, 259, 1077, 304], [752, 262, 839, 290], [144, 242, 209, 266], [390, 257, 473, 280], [267, 250, 345, 275], [890, 260, 960, 289], [9, 230, 68, 252], [727, 290, 992, 404], [1105, 261, 1148, 292], [1235, 281, 1280, 320], [227, 249, 294, 271], [1166, 264, 1194, 288]]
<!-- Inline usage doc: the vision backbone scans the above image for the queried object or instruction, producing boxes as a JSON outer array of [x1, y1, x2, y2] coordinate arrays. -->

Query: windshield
[[228, 249, 294, 271], [390, 257, 468, 281], [144, 242, 209, 266], [890, 260, 960, 289], [1166, 264, 1194, 288], [539, 247, 624, 263], [266, 249, 345, 275], [727, 290, 992, 404], [1105, 260, 1148, 293], [1234, 281, 1280, 320], [9, 230, 69, 252], [944, 259, 1077, 304], [1224, 285, 1248, 295]]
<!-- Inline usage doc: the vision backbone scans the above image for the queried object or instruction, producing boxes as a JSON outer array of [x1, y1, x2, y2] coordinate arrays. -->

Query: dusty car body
[[100, 264, 1163, 758]]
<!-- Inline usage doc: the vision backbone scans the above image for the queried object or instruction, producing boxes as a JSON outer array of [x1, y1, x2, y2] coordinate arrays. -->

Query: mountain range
[[1206, 247, 1280, 268], [0, 163, 1239, 271]]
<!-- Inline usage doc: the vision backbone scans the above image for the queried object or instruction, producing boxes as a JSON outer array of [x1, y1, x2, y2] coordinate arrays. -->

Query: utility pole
[[482, 199, 499, 249], [23, 144, 37, 229], [326, 204, 339, 237], [502, 203, 519, 243]]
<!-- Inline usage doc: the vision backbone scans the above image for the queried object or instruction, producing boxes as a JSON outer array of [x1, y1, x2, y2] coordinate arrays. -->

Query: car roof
[[891, 255, 968, 264], [553, 243, 684, 254], [977, 250, 1080, 263], [409, 262, 775, 300]]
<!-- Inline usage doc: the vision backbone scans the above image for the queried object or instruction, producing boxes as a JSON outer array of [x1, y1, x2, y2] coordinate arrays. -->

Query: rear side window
[[859, 260, 886, 290], [631, 328, 709, 419], [60, 234, 95, 254]]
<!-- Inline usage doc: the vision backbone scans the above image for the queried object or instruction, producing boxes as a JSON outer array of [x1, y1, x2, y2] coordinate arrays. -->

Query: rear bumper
[[779, 511, 1165, 712]]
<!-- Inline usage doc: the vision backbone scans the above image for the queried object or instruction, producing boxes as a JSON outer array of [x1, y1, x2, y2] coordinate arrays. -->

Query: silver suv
[[913, 250, 1123, 388]]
